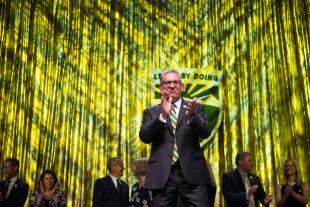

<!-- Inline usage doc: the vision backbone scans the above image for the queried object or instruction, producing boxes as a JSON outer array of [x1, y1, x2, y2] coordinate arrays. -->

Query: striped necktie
[[170, 104, 179, 164]]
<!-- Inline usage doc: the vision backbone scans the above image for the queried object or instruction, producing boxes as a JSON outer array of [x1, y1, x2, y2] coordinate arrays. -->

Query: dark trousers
[[153, 162, 209, 207]]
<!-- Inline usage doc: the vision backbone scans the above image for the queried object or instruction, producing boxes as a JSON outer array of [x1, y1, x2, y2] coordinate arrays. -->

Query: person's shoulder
[[132, 182, 139, 188], [247, 173, 262, 184], [0, 179, 6, 185], [95, 176, 110, 183], [248, 172, 260, 179], [145, 104, 160, 111], [121, 179, 129, 186], [131, 182, 139, 192], [223, 169, 238, 177], [16, 178, 29, 189], [276, 183, 284, 189]]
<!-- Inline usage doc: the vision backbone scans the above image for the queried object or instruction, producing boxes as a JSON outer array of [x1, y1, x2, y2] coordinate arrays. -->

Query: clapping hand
[[264, 195, 273, 205], [161, 96, 173, 119], [40, 181, 59, 203], [185, 98, 196, 118], [248, 185, 258, 196], [285, 184, 293, 196]]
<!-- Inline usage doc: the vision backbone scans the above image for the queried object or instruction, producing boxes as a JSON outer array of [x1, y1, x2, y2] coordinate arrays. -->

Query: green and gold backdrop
[[0, 0, 309, 206]]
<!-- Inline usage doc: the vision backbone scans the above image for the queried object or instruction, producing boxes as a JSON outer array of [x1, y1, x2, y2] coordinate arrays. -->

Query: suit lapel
[[7, 179, 19, 199], [157, 104, 174, 136], [234, 169, 246, 191], [107, 176, 118, 192], [248, 173, 256, 185]]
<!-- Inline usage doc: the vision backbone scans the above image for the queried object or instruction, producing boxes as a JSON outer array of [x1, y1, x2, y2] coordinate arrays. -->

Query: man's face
[[239, 155, 254, 173], [111, 160, 124, 177], [3, 161, 18, 179], [160, 72, 183, 103]]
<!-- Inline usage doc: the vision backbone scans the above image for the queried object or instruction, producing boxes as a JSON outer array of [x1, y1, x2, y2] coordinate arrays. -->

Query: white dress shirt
[[6, 176, 18, 197]]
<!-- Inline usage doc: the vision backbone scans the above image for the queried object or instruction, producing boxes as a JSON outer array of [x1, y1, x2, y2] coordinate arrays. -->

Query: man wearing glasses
[[139, 70, 212, 207]]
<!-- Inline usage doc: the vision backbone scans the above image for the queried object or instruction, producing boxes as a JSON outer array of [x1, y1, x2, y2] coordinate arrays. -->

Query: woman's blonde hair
[[284, 159, 303, 185], [132, 158, 148, 177]]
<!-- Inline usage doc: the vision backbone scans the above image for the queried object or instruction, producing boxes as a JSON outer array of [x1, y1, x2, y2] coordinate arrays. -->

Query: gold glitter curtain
[[0, 0, 309, 206]]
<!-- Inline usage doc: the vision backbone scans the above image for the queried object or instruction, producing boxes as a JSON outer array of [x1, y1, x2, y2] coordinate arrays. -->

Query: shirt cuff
[[159, 113, 167, 123]]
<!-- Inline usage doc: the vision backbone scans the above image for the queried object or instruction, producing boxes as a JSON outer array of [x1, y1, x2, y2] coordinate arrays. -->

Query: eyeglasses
[[161, 80, 182, 86]]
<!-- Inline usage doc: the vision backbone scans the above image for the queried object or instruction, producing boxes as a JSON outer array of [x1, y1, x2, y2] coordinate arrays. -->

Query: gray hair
[[160, 70, 182, 85], [107, 157, 122, 172], [132, 158, 148, 177]]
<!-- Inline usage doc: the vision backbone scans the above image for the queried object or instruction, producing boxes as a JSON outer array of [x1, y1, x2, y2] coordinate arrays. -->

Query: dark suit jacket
[[139, 99, 212, 189], [92, 175, 129, 207], [0, 178, 29, 207], [222, 169, 268, 207]]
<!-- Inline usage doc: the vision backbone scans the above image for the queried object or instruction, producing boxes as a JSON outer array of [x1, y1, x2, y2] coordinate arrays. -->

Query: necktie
[[170, 104, 179, 164], [6, 180, 12, 198], [243, 174, 255, 207], [117, 179, 122, 192]]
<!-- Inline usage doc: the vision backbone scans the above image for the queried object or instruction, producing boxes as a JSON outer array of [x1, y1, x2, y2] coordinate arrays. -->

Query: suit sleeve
[[3, 182, 29, 207], [188, 103, 212, 139], [139, 107, 166, 144], [222, 173, 248, 206], [92, 179, 104, 207], [254, 176, 268, 206]]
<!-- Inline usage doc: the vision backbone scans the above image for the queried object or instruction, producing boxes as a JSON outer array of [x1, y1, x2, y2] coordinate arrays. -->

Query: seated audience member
[[29, 170, 66, 207], [222, 152, 272, 207], [276, 159, 309, 207], [130, 158, 152, 207], [0, 158, 29, 207], [92, 157, 129, 207]]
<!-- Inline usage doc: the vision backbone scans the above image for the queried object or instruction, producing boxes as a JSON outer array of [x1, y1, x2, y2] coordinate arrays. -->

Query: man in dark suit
[[92, 157, 129, 207], [0, 158, 29, 207], [139, 70, 212, 207], [222, 152, 272, 207]]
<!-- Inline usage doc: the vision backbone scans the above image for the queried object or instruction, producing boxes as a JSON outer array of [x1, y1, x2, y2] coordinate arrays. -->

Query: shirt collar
[[237, 169, 248, 177], [109, 174, 119, 182], [9, 176, 18, 183], [173, 98, 182, 109]]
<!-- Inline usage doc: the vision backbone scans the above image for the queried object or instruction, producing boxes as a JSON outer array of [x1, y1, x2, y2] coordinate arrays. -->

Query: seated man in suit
[[222, 152, 272, 207], [0, 157, 29, 207], [92, 157, 129, 207]]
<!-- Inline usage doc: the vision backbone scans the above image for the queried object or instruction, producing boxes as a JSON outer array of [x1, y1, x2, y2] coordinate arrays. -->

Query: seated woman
[[30, 170, 66, 207], [276, 159, 309, 207], [130, 158, 152, 207]]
